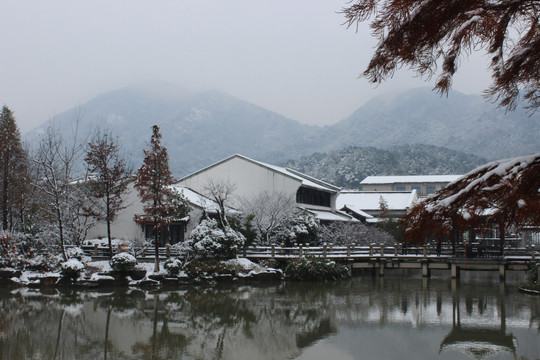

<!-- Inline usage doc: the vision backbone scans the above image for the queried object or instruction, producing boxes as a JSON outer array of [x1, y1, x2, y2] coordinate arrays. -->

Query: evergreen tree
[[84, 131, 131, 258], [134, 125, 175, 271], [0, 106, 28, 231]]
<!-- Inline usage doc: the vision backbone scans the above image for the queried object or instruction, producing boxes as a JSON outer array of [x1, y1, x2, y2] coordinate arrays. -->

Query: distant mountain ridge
[[26, 84, 321, 175], [25, 84, 539, 176], [323, 87, 539, 160]]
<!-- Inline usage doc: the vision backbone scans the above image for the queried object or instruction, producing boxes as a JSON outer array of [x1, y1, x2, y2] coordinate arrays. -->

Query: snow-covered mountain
[[324, 87, 539, 160], [25, 84, 539, 177], [26, 83, 320, 175]]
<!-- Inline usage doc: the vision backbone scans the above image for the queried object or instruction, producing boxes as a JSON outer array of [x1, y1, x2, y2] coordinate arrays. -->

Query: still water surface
[[1, 272, 539, 360]]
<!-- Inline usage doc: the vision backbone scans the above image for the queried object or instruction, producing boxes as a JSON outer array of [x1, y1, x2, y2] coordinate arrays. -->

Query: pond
[[1, 272, 539, 360]]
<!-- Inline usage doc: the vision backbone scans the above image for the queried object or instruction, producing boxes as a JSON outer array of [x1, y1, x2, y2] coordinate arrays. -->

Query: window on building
[[426, 186, 436, 194], [411, 186, 421, 193], [396, 185, 406, 191], [296, 186, 331, 207], [144, 222, 186, 246]]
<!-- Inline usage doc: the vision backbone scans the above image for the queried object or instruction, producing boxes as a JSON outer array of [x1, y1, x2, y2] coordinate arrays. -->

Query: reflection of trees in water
[[0, 279, 539, 360], [0, 289, 116, 359]]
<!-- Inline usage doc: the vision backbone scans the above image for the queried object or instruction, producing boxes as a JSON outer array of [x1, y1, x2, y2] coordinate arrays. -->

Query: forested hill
[[283, 144, 486, 189], [25, 84, 537, 177]]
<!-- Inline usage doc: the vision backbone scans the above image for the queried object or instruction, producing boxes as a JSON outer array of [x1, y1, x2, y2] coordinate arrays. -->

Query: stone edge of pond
[[0, 267, 285, 289]]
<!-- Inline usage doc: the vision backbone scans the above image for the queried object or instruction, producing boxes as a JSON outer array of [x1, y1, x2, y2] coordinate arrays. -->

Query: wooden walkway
[[82, 243, 538, 281], [241, 244, 537, 281]]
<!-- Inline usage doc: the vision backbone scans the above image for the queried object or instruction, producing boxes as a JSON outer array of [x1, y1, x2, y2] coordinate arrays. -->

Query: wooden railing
[[80, 243, 537, 261]]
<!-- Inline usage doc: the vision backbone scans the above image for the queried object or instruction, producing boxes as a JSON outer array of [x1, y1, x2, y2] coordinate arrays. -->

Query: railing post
[[299, 244, 303, 257], [399, 244, 403, 255], [532, 244, 536, 261], [369, 243, 374, 256], [243, 246, 247, 258], [323, 243, 327, 258], [423, 245, 427, 258], [346, 244, 351, 257], [271, 244, 275, 258], [380, 244, 385, 257], [394, 246, 398, 257], [166, 244, 170, 258], [94, 244, 98, 256]]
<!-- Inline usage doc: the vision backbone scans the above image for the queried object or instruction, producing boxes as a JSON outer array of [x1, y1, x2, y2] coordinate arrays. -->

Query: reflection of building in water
[[440, 328, 515, 359], [1, 279, 538, 360]]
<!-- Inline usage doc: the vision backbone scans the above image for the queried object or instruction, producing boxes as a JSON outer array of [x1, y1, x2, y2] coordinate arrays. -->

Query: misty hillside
[[25, 84, 539, 177], [26, 84, 321, 175], [284, 144, 487, 189], [324, 87, 539, 160]]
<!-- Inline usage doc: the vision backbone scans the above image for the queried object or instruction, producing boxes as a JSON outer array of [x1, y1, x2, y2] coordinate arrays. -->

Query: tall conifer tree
[[0, 106, 28, 231], [134, 125, 175, 271]]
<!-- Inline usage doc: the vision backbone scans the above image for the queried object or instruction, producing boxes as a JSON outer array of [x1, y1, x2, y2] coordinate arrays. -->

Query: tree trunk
[[499, 221, 505, 257], [1, 159, 9, 230], [106, 188, 112, 259], [56, 196, 67, 261], [154, 228, 160, 272]]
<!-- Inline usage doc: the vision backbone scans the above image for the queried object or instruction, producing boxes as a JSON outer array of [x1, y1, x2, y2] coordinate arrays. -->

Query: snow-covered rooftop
[[340, 205, 374, 219], [336, 190, 418, 211], [169, 185, 229, 213], [306, 209, 356, 222], [360, 175, 462, 185]]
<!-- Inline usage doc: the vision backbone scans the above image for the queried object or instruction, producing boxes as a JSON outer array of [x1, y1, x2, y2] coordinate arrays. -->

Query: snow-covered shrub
[[183, 259, 238, 279], [60, 259, 85, 282], [0, 232, 46, 269], [272, 211, 320, 246], [285, 257, 350, 281], [66, 247, 91, 263], [110, 253, 138, 274], [163, 258, 183, 277], [186, 219, 246, 259], [25, 254, 61, 272], [319, 221, 395, 246]]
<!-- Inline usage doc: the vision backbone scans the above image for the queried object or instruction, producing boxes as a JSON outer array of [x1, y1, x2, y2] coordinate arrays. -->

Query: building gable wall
[[178, 156, 302, 208]]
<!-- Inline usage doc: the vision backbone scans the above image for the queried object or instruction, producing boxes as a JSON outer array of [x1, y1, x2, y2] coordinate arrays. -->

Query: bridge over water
[[240, 244, 538, 281], [83, 243, 538, 282]]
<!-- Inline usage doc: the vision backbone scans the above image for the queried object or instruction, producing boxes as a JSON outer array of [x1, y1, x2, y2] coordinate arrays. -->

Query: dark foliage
[[342, 0, 540, 112]]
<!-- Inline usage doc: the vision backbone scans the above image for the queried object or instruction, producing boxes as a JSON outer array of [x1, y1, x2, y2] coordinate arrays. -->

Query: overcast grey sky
[[1, 0, 492, 133]]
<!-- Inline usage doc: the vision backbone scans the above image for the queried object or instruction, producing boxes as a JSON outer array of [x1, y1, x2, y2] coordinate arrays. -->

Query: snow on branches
[[401, 153, 540, 244]]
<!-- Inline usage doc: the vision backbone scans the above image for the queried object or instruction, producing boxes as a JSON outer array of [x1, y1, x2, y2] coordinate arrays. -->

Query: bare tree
[[241, 191, 296, 245], [33, 116, 85, 260], [202, 179, 237, 228], [319, 221, 395, 246]]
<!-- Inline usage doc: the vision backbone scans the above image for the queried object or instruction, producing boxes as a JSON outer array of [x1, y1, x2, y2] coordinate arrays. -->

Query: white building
[[85, 182, 224, 246], [360, 175, 462, 197], [177, 154, 353, 222], [337, 190, 419, 221]]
